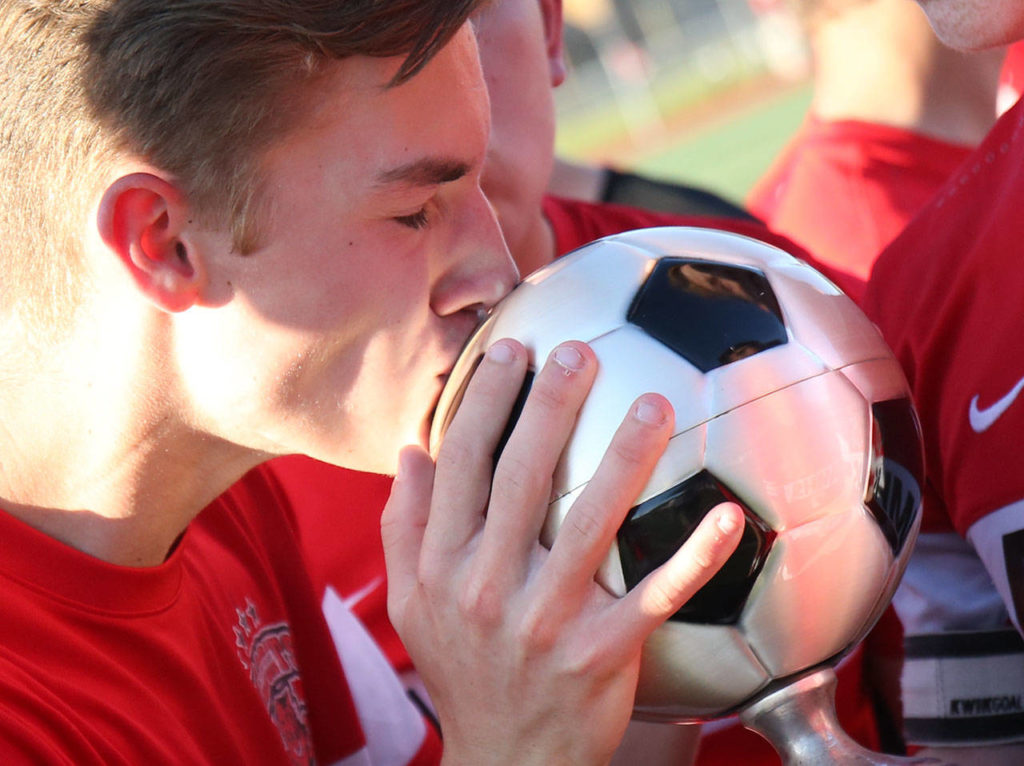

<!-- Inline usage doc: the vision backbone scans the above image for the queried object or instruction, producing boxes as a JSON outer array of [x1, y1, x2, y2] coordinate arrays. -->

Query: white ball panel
[[633, 426, 707, 507], [551, 325, 709, 498], [740, 509, 894, 677], [541, 485, 627, 597], [485, 241, 656, 367], [768, 263, 891, 370], [839, 358, 913, 405], [635, 621, 770, 720], [604, 226, 797, 272], [706, 343, 828, 420], [770, 257, 845, 295], [705, 372, 870, 531]]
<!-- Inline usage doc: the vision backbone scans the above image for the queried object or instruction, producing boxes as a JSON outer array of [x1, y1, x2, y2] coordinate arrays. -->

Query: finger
[[381, 445, 436, 624], [426, 338, 528, 554], [474, 341, 598, 576], [616, 502, 745, 643], [541, 393, 673, 596]]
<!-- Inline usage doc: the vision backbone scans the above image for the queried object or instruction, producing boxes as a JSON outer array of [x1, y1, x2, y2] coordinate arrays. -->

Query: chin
[[920, 1, 1024, 51]]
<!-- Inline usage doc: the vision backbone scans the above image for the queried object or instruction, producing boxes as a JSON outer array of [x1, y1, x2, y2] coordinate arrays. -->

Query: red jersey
[[279, 195, 888, 765], [0, 464, 441, 765], [864, 99, 1024, 746], [998, 41, 1024, 114], [748, 116, 974, 303]]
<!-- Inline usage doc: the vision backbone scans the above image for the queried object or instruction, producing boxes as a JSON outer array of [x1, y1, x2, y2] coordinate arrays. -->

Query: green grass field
[[555, 79, 814, 207]]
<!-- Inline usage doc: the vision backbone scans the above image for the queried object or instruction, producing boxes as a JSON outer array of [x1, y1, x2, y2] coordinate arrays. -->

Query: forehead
[[263, 25, 490, 184]]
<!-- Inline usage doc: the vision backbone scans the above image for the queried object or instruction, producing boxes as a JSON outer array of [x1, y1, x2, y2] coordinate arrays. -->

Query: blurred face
[[474, 0, 566, 276], [916, 0, 1024, 49], [176, 25, 517, 474]]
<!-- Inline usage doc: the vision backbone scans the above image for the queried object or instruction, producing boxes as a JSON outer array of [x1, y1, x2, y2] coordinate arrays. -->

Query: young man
[[0, 2, 745, 763], [863, 2, 1024, 763], [277, 0, 890, 763], [747, 0, 1003, 303]]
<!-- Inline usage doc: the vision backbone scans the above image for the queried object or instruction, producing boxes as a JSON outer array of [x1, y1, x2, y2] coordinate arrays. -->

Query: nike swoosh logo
[[969, 375, 1024, 433], [341, 577, 385, 611]]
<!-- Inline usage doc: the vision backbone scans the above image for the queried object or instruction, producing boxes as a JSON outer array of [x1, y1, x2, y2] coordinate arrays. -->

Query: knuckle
[[436, 433, 475, 475], [515, 605, 558, 657], [564, 642, 614, 681], [565, 497, 607, 545], [688, 545, 719, 574], [456, 575, 506, 627], [528, 376, 572, 414], [643, 578, 680, 617], [609, 434, 648, 468], [491, 452, 543, 502], [416, 558, 445, 594]]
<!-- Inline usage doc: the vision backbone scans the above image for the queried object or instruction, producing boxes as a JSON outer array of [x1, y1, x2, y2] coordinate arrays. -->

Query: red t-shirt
[[865, 95, 1024, 599], [998, 41, 1024, 113], [862, 95, 1024, 750], [0, 464, 441, 765], [748, 116, 974, 303], [278, 195, 889, 765]]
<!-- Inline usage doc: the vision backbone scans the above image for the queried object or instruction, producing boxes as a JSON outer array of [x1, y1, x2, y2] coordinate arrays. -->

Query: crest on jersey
[[234, 599, 314, 765]]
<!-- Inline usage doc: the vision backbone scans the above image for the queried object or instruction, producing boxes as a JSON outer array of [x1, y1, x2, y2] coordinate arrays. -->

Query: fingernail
[[487, 340, 516, 364], [553, 344, 585, 372], [633, 399, 666, 425], [716, 505, 742, 534]]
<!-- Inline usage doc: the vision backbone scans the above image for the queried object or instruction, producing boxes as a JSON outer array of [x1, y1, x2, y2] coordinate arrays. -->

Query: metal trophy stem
[[737, 667, 940, 765]]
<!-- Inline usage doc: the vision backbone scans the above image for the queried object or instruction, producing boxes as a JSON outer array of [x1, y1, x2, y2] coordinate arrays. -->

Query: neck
[[512, 208, 558, 279], [546, 158, 608, 204], [0, 311, 261, 567], [810, 0, 1003, 146]]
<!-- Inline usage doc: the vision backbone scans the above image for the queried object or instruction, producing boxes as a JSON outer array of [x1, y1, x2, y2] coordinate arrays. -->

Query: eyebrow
[[375, 158, 471, 188]]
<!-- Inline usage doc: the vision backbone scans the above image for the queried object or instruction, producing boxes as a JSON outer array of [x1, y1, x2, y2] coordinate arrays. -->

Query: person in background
[[547, 155, 761, 222], [275, 0, 892, 762], [0, 1, 746, 763], [861, 1, 1024, 763], [747, 0, 1003, 303]]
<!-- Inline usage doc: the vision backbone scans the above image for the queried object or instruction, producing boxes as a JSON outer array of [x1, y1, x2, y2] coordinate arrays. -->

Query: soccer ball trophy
[[431, 227, 930, 765]]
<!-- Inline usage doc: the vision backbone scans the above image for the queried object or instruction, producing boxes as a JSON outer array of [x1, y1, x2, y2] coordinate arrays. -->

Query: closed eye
[[394, 208, 430, 229]]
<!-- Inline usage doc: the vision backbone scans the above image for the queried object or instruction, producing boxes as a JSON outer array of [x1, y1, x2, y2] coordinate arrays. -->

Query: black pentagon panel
[[618, 471, 775, 625], [627, 257, 788, 372], [866, 398, 924, 556]]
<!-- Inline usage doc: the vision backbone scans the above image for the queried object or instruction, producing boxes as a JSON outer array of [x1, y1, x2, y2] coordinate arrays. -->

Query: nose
[[431, 186, 519, 317]]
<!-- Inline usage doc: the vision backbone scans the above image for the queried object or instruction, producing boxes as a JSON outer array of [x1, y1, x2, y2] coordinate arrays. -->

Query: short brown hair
[[0, 0, 481, 329]]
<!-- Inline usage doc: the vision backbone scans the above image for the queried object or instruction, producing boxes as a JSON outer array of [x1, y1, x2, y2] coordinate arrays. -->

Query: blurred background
[[554, 0, 811, 205]]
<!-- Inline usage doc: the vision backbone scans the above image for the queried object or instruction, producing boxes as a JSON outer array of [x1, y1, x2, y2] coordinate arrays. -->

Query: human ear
[[539, 0, 567, 87], [96, 172, 205, 313]]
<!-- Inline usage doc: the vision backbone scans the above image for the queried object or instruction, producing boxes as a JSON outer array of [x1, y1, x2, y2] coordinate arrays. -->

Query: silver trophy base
[[738, 668, 941, 765]]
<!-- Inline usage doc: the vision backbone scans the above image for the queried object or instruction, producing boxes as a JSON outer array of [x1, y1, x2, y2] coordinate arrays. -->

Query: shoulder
[[863, 102, 1024, 537], [542, 195, 859, 297]]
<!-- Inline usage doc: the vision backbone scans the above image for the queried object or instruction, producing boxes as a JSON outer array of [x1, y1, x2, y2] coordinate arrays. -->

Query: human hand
[[382, 339, 744, 766]]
